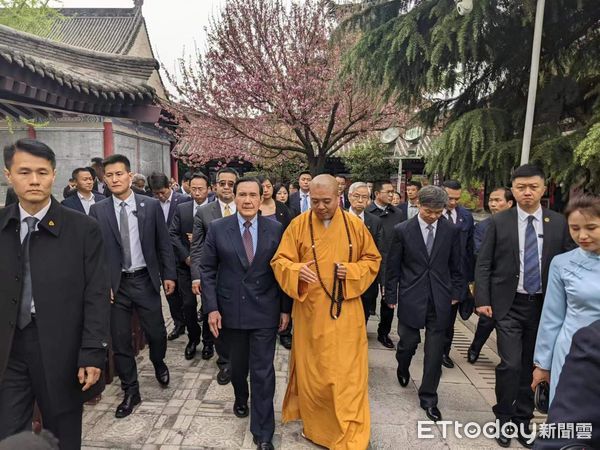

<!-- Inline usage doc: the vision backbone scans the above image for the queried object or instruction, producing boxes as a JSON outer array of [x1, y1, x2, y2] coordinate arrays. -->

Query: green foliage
[[340, 139, 397, 181], [341, 0, 600, 191], [0, 0, 64, 37]]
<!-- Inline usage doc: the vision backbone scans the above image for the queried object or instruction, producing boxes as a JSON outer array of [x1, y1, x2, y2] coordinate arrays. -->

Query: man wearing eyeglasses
[[365, 180, 406, 348], [190, 167, 239, 385]]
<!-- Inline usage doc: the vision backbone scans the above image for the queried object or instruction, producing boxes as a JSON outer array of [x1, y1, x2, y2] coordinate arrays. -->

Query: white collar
[[349, 208, 365, 220], [19, 199, 51, 223], [417, 214, 437, 230], [77, 191, 94, 201], [517, 204, 543, 222], [113, 190, 135, 208]]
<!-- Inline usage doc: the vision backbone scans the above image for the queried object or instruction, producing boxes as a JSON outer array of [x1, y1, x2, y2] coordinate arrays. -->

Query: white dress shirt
[[78, 191, 96, 215], [417, 214, 438, 245], [218, 199, 237, 217], [19, 199, 51, 313], [160, 190, 173, 222], [193, 198, 209, 218], [299, 191, 311, 212], [407, 201, 419, 219], [349, 208, 365, 221], [113, 192, 147, 271], [517, 204, 544, 294]]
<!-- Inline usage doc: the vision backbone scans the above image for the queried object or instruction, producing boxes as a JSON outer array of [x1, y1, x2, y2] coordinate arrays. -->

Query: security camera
[[456, 0, 473, 15]]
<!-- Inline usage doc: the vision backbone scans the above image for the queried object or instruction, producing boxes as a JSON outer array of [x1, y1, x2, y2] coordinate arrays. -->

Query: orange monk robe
[[270, 208, 381, 450]]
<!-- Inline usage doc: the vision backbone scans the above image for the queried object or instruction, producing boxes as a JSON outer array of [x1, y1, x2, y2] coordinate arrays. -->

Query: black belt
[[121, 267, 148, 278], [515, 292, 543, 302]]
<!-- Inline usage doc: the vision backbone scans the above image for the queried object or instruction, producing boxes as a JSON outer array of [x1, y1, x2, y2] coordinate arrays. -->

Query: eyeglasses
[[351, 195, 370, 200], [218, 181, 235, 187]]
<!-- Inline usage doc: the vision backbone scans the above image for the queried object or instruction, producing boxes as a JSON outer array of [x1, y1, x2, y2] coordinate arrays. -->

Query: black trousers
[[0, 323, 83, 450], [222, 327, 277, 442], [112, 271, 167, 395], [361, 280, 379, 323], [443, 302, 459, 356], [493, 293, 543, 424], [470, 314, 495, 352], [176, 267, 201, 343], [200, 294, 230, 370], [166, 289, 184, 329], [376, 283, 394, 337], [396, 300, 446, 408]]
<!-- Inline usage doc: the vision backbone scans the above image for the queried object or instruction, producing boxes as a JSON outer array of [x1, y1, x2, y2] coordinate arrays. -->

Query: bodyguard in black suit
[[61, 167, 105, 215], [335, 175, 350, 209], [347, 182, 385, 323], [398, 180, 421, 221], [0, 140, 110, 449], [169, 173, 211, 360], [385, 186, 463, 422], [89, 154, 177, 419], [287, 170, 312, 216], [190, 167, 239, 385], [533, 319, 600, 450], [201, 177, 291, 450], [475, 164, 573, 447], [441, 180, 475, 369], [366, 180, 406, 348], [148, 172, 191, 341]]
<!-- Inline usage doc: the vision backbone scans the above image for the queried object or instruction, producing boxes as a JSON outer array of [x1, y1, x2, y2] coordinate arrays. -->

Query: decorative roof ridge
[[0, 24, 158, 77], [57, 7, 138, 17]]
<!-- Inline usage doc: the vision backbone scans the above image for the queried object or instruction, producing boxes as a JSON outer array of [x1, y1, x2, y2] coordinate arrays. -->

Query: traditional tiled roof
[[0, 24, 160, 122], [39, 7, 144, 55]]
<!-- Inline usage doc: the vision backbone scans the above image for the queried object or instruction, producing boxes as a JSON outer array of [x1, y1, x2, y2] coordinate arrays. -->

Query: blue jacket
[[61, 191, 105, 215], [200, 214, 292, 329]]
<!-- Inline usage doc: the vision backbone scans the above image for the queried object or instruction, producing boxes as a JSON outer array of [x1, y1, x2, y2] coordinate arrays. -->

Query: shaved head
[[310, 174, 339, 220]]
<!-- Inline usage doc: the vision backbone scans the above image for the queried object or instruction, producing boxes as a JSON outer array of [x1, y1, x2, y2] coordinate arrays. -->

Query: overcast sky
[[53, 0, 227, 86]]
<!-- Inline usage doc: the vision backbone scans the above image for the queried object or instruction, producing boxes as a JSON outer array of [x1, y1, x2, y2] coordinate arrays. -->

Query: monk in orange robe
[[271, 174, 381, 449]]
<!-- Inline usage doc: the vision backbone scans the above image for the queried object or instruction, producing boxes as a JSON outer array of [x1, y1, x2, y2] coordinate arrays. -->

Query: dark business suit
[[366, 202, 405, 337], [90, 194, 177, 396], [475, 207, 573, 425], [359, 211, 385, 323], [385, 216, 463, 408], [162, 192, 192, 332], [0, 198, 110, 449], [398, 201, 420, 221], [61, 192, 105, 215], [534, 320, 600, 450], [469, 218, 495, 354], [169, 201, 203, 344], [288, 190, 310, 217], [443, 206, 475, 356], [200, 214, 291, 443], [190, 200, 231, 370], [4, 187, 18, 207]]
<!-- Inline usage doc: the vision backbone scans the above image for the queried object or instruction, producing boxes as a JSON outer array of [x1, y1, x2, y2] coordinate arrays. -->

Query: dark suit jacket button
[[242, 296, 245, 300], [11, 298, 17, 304], [9, 321, 14, 327], [256, 281, 260, 285], [14, 276, 19, 281]]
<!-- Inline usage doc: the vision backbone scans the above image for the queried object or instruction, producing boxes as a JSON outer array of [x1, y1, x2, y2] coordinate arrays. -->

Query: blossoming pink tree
[[166, 0, 398, 174]]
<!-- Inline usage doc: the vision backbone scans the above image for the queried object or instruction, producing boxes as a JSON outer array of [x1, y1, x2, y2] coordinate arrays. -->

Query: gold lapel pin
[[544, 217, 550, 223], [48, 220, 55, 227]]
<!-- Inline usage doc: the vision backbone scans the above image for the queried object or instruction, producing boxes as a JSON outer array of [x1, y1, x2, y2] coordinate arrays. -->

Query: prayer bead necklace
[[308, 209, 353, 320]]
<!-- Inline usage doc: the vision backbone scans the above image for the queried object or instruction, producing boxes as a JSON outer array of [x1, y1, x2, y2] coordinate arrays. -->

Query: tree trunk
[[307, 153, 328, 176]]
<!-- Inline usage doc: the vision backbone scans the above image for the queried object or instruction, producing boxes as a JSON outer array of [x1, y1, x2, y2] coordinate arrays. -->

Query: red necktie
[[243, 221, 254, 264]]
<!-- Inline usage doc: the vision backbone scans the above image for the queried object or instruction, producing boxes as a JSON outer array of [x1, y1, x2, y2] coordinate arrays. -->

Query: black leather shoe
[[442, 354, 455, 368], [217, 367, 231, 385], [201, 344, 214, 360], [396, 367, 410, 387], [377, 334, 395, 349], [280, 336, 292, 350], [233, 401, 249, 418], [185, 340, 199, 360], [467, 346, 480, 364], [167, 324, 185, 341], [253, 437, 274, 450], [115, 393, 141, 418], [154, 362, 170, 386], [495, 434, 511, 448], [516, 426, 534, 449], [423, 406, 442, 422]]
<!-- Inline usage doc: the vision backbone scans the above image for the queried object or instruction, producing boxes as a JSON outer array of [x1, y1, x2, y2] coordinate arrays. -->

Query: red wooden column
[[27, 125, 36, 139], [103, 119, 114, 157], [170, 141, 179, 181]]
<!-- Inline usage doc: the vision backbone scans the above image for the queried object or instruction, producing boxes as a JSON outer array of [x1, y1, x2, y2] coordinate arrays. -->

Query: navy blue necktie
[[523, 215, 541, 294]]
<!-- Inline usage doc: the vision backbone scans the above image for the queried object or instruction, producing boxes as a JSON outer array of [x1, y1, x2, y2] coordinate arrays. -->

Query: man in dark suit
[[190, 167, 239, 385], [347, 181, 385, 323], [467, 187, 514, 364], [90, 157, 109, 197], [148, 171, 191, 341], [366, 180, 405, 348], [201, 177, 290, 450], [385, 186, 463, 422], [61, 167, 105, 215], [335, 175, 350, 209], [169, 173, 211, 360], [440, 180, 475, 369], [398, 180, 421, 220], [0, 139, 110, 449], [475, 164, 573, 448], [89, 154, 177, 419], [287, 170, 312, 216], [532, 319, 600, 450]]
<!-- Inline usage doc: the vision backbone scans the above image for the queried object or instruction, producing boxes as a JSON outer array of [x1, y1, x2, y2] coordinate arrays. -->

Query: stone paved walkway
[[81, 299, 533, 449]]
